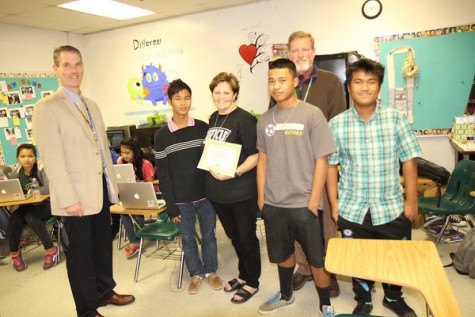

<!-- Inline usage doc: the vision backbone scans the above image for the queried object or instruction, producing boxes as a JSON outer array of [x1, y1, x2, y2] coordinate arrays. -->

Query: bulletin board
[[375, 24, 475, 133], [0, 73, 58, 166]]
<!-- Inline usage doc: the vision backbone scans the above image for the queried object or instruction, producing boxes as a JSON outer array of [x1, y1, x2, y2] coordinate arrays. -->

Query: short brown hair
[[209, 72, 240, 100], [288, 31, 315, 50], [53, 45, 82, 66]]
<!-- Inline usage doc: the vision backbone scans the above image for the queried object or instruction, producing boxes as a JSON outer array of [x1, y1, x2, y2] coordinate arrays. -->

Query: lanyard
[[298, 77, 314, 102], [74, 98, 92, 129]]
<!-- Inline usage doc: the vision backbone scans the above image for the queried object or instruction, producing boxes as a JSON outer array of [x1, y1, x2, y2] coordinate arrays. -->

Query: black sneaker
[[353, 301, 373, 314], [382, 297, 416, 317]]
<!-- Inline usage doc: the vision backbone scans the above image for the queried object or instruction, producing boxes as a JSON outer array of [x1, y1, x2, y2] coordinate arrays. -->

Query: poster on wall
[[375, 23, 475, 134], [0, 73, 58, 166]]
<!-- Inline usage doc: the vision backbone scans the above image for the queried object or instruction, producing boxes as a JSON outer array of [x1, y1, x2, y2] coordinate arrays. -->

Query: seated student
[[8, 143, 58, 272], [118, 138, 157, 258]]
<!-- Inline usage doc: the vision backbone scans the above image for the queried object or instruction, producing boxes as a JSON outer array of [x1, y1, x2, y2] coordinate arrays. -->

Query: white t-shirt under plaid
[[328, 105, 422, 225]]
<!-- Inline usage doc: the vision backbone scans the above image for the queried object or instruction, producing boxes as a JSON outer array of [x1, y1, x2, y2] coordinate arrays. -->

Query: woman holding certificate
[[205, 72, 261, 304]]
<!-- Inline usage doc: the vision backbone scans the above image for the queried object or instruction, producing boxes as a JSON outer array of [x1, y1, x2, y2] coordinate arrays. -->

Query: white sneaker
[[449, 215, 468, 227], [321, 305, 335, 317], [423, 216, 443, 227], [258, 292, 295, 315]]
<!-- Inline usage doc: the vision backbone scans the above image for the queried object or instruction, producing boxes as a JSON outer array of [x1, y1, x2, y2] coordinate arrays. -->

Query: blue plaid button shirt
[[328, 106, 422, 225]]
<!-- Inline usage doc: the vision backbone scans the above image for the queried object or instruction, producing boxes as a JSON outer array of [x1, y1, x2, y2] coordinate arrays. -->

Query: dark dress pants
[[62, 176, 116, 317]]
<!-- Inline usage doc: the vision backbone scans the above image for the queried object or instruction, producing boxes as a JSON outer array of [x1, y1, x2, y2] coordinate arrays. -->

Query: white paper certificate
[[198, 140, 242, 177]]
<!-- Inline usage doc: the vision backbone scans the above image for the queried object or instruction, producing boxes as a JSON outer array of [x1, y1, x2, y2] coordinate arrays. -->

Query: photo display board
[[0, 73, 58, 166]]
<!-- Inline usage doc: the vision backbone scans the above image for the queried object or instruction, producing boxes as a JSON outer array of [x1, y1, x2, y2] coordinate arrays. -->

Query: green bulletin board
[[0, 73, 58, 166], [376, 25, 475, 132]]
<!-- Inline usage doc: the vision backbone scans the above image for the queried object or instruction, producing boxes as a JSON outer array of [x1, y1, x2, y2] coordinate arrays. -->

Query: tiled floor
[[0, 220, 473, 317]]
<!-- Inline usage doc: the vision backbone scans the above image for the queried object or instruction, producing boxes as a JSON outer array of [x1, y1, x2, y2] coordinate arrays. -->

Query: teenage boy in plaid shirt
[[327, 58, 421, 317]]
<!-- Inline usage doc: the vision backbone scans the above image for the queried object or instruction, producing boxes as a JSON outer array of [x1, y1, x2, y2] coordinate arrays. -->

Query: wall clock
[[362, 0, 383, 19]]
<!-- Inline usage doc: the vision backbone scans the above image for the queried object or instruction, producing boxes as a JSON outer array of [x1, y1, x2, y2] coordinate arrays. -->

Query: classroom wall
[[0, 23, 83, 72], [1, 0, 474, 170]]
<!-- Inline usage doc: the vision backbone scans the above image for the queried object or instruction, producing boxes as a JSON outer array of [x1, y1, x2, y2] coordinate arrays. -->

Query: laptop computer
[[0, 179, 31, 202], [118, 182, 165, 209], [113, 164, 136, 183]]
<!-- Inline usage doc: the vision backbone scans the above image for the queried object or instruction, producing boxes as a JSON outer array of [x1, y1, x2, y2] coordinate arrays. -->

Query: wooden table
[[110, 204, 166, 217], [325, 238, 461, 317], [0, 194, 50, 208], [110, 204, 167, 249], [470, 191, 475, 198]]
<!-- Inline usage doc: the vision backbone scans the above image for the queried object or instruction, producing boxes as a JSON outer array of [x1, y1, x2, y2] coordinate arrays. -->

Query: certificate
[[198, 140, 242, 177]]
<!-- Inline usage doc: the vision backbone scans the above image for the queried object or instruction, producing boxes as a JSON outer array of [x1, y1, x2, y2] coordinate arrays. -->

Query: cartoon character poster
[[128, 63, 169, 106]]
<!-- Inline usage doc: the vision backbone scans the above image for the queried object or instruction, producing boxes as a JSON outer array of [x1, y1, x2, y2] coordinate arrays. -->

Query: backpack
[[416, 157, 451, 185], [452, 228, 475, 279]]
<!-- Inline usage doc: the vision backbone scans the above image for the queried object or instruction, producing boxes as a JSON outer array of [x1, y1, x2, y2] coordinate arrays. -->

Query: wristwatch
[[234, 169, 242, 177]]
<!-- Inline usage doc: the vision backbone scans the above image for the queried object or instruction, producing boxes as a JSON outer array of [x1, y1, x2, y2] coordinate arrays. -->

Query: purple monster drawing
[[142, 64, 169, 106]]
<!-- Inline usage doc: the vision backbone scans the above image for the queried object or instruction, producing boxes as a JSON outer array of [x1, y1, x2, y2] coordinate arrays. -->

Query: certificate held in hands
[[198, 139, 242, 177]]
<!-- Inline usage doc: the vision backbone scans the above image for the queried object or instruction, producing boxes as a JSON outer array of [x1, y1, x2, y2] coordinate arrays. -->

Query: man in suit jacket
[[33, 45, 134, 317]]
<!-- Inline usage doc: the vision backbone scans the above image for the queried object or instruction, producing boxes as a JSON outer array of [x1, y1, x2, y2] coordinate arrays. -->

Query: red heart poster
[[239, 44, 257, 66]]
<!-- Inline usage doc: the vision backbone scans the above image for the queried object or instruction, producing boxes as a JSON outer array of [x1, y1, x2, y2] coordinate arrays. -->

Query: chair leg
[[462, 215, 474, 228], [435, 217, 451, 246], [134, 238, 144, 282], [57, 219, 61, 263], [178, 249, 185, 289], [117, 217, 123, 250]]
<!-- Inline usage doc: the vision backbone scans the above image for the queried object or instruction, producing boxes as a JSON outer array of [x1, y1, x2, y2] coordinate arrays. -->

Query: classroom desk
[[110, 204, 167, 249], [449, 138, 475, 164], [325, 238, 461, 317], [470, 191, 475, 198], [0, 194, 50, 208], [110, 204, 166, 217]]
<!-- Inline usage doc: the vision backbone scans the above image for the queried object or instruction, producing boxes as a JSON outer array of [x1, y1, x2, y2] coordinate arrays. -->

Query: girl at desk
[[118, 138, 157, 258], [8, 143, 58, 272]]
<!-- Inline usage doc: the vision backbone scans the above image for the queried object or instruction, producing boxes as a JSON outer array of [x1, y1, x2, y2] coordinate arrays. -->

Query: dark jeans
[[339, 210, 412, 302], [177, 198, 218, 277], [211, 197, 261, 288], [62, 176, 116, 317], [8, 201, 54, 252], [121, 214, 144, 244]]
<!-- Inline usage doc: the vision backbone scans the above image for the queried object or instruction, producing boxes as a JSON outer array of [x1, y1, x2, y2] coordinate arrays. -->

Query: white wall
[[1, 0, 473, 170], [0, 24, 83, 73]]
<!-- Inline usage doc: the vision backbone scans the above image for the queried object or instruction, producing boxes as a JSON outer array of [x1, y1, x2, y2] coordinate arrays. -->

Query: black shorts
[[262, 204, 325, 268], [338, 210, 412, 240]]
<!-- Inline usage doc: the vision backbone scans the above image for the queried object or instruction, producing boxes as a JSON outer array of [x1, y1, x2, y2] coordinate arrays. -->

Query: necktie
[[77, 97, 91, 126]]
